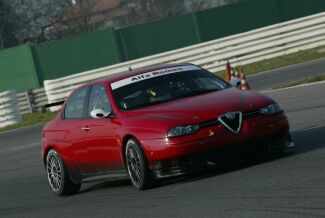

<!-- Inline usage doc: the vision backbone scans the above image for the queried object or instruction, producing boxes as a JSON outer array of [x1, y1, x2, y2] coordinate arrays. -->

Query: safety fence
[[43, 12, 325, 107], [17, 88, 48, 114], [0, 90, 21, 128]]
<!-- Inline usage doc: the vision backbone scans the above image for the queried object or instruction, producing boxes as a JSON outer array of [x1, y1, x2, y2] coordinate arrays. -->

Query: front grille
[[218, 112, 242, 134], [243, 110, 260, 117], [199, 110, 260, 128], [199, 119, 220, 128], [153, 155, 210, 178]]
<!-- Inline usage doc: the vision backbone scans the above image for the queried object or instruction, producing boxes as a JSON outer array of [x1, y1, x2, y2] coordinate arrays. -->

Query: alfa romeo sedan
[[42, 63, 294, 195]]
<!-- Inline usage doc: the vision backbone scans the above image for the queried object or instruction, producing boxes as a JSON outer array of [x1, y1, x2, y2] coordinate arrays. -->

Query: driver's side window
[[88, 85, 112, 117]]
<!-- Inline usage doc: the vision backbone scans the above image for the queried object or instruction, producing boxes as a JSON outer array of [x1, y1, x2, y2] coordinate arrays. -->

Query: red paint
[[42, 64, 291, 182]]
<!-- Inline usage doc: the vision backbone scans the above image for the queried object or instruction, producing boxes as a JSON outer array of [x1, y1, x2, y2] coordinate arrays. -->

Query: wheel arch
[[43, 146, 55, 167], [43, 145, 82, 184], [121, 134, 139, 166]]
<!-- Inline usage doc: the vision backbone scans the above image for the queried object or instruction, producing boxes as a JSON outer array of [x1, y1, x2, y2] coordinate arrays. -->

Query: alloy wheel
[[126, 144, 142, 186], [46, 151, 62, 192]]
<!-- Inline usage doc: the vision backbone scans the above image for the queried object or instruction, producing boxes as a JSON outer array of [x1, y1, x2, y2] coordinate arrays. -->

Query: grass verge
[[1, 46, 325, 132], [0, 111, 56, 132], [216, 46, 325, 78], [274, 74, 325, 89]]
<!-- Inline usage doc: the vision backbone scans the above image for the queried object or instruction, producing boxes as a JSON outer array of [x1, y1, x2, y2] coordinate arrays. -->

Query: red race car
[[42, 63, 294, 195]]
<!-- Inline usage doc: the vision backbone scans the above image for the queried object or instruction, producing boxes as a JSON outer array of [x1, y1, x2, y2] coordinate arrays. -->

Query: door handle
[[81, 127, 91, 132]]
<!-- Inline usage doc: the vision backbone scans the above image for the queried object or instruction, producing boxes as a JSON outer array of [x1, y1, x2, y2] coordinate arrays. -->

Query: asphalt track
[[249, 58, 325, 90], [1, 68, 325, 218]]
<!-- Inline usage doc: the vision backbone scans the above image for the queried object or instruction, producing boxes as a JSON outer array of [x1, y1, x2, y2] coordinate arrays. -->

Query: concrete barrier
[[0, 90, 22, 128]]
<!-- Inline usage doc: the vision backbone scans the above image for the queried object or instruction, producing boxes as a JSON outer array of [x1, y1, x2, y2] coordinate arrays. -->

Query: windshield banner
[[110, 65, 200, 90]]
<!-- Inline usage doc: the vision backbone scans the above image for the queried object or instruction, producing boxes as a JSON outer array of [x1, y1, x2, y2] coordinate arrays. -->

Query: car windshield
[[112, 69, 231, 111]]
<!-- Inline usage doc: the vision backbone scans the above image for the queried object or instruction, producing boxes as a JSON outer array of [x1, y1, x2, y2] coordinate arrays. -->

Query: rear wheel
[[46, 149, 81, 196], [125, 138, 152, 190]]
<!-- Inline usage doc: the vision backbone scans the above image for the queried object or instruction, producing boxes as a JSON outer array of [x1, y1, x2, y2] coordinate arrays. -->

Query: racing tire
[[125, 138, 152, 190], [46, 149, 81, 196]]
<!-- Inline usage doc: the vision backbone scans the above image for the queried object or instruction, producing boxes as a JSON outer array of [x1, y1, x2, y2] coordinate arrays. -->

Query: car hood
[[126, 88, 273, 126]]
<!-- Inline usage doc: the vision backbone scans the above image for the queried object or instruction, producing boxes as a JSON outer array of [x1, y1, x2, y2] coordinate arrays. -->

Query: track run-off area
[[0, 67, 325, 217]]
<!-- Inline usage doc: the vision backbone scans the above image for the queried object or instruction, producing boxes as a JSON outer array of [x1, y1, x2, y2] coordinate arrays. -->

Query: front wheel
[[46, 149, 81, 196], [125, 138, 152, 190]]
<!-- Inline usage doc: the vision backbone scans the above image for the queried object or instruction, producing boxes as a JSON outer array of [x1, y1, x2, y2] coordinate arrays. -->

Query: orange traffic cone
[[225, 61, 231, 82], [240, 70, 250, 90], [234, 68, 240, 78], [230, 67, 241, 88]]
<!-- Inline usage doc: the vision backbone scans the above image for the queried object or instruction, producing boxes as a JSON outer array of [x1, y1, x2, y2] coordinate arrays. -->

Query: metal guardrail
[[0, 90, 21, 128], [39, 12, 325, 106], [17, 88, 48, 114]]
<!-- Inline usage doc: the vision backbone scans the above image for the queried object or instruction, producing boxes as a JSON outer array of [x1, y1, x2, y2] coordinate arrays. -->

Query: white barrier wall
[[0, 90, 22, 128], [17, 88, 48, 114], [44, 12, 325, 107]]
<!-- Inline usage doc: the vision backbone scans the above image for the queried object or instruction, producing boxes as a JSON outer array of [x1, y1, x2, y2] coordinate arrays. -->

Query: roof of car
[[86, 63, 197, 86]]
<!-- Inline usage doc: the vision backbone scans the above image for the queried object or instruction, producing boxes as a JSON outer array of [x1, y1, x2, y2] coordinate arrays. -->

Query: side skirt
[[81, 170, 129, 183]]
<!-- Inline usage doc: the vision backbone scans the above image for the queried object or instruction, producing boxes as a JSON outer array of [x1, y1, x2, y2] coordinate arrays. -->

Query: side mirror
[[90, 108, 110, 119]]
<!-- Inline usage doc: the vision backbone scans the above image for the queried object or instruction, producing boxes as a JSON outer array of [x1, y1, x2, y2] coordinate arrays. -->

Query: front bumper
[[152, 131, 294, 178], [141, 112, 293, 178]]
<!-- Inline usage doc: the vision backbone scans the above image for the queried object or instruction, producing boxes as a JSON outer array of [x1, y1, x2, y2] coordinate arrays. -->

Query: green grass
[[275, 74, 325, 89], [216, 46, 325, 78], [0, 111, 57, 132], [1, 46, 325, 132]]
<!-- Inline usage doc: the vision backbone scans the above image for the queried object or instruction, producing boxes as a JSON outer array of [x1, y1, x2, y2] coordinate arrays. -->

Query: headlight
[[167, 125, 200, 137], [259, 103, 282, 115]]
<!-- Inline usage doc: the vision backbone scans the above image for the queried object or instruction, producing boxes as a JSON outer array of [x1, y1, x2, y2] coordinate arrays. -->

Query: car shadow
[[80, 126, 325, 193], [79, 179, 132, 194], [156, 126, 325, 188]]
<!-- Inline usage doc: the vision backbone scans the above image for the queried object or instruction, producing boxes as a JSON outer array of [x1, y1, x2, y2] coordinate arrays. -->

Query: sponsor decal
[[110, 65, 200, 90]]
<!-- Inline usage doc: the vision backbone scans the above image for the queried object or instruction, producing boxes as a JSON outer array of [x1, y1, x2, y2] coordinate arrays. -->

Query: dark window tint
[[88, 85, 112, 116], [64, 87, 88, 119], [112, 70, 230, 111]]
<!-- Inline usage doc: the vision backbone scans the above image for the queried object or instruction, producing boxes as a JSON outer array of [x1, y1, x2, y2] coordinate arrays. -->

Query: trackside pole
[[226, 61, 232, 82]]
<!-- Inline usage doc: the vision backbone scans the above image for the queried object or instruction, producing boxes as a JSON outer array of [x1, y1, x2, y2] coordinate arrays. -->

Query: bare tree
[[150, 0, 186, 18], [54, 0, 102, 36], [185, 0, 242, 13], [122, 0, 186, 26], [1, 0, 244, 48], [0, 0, 19, 49], [184, 0, 205, 12], [121, 0, 241, 27], [9, 0, 69, 44], [8, 0, 105, 43]]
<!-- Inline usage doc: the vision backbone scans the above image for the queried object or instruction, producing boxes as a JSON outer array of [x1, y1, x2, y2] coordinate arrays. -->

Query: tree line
[[0, 0, 240, 50]]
